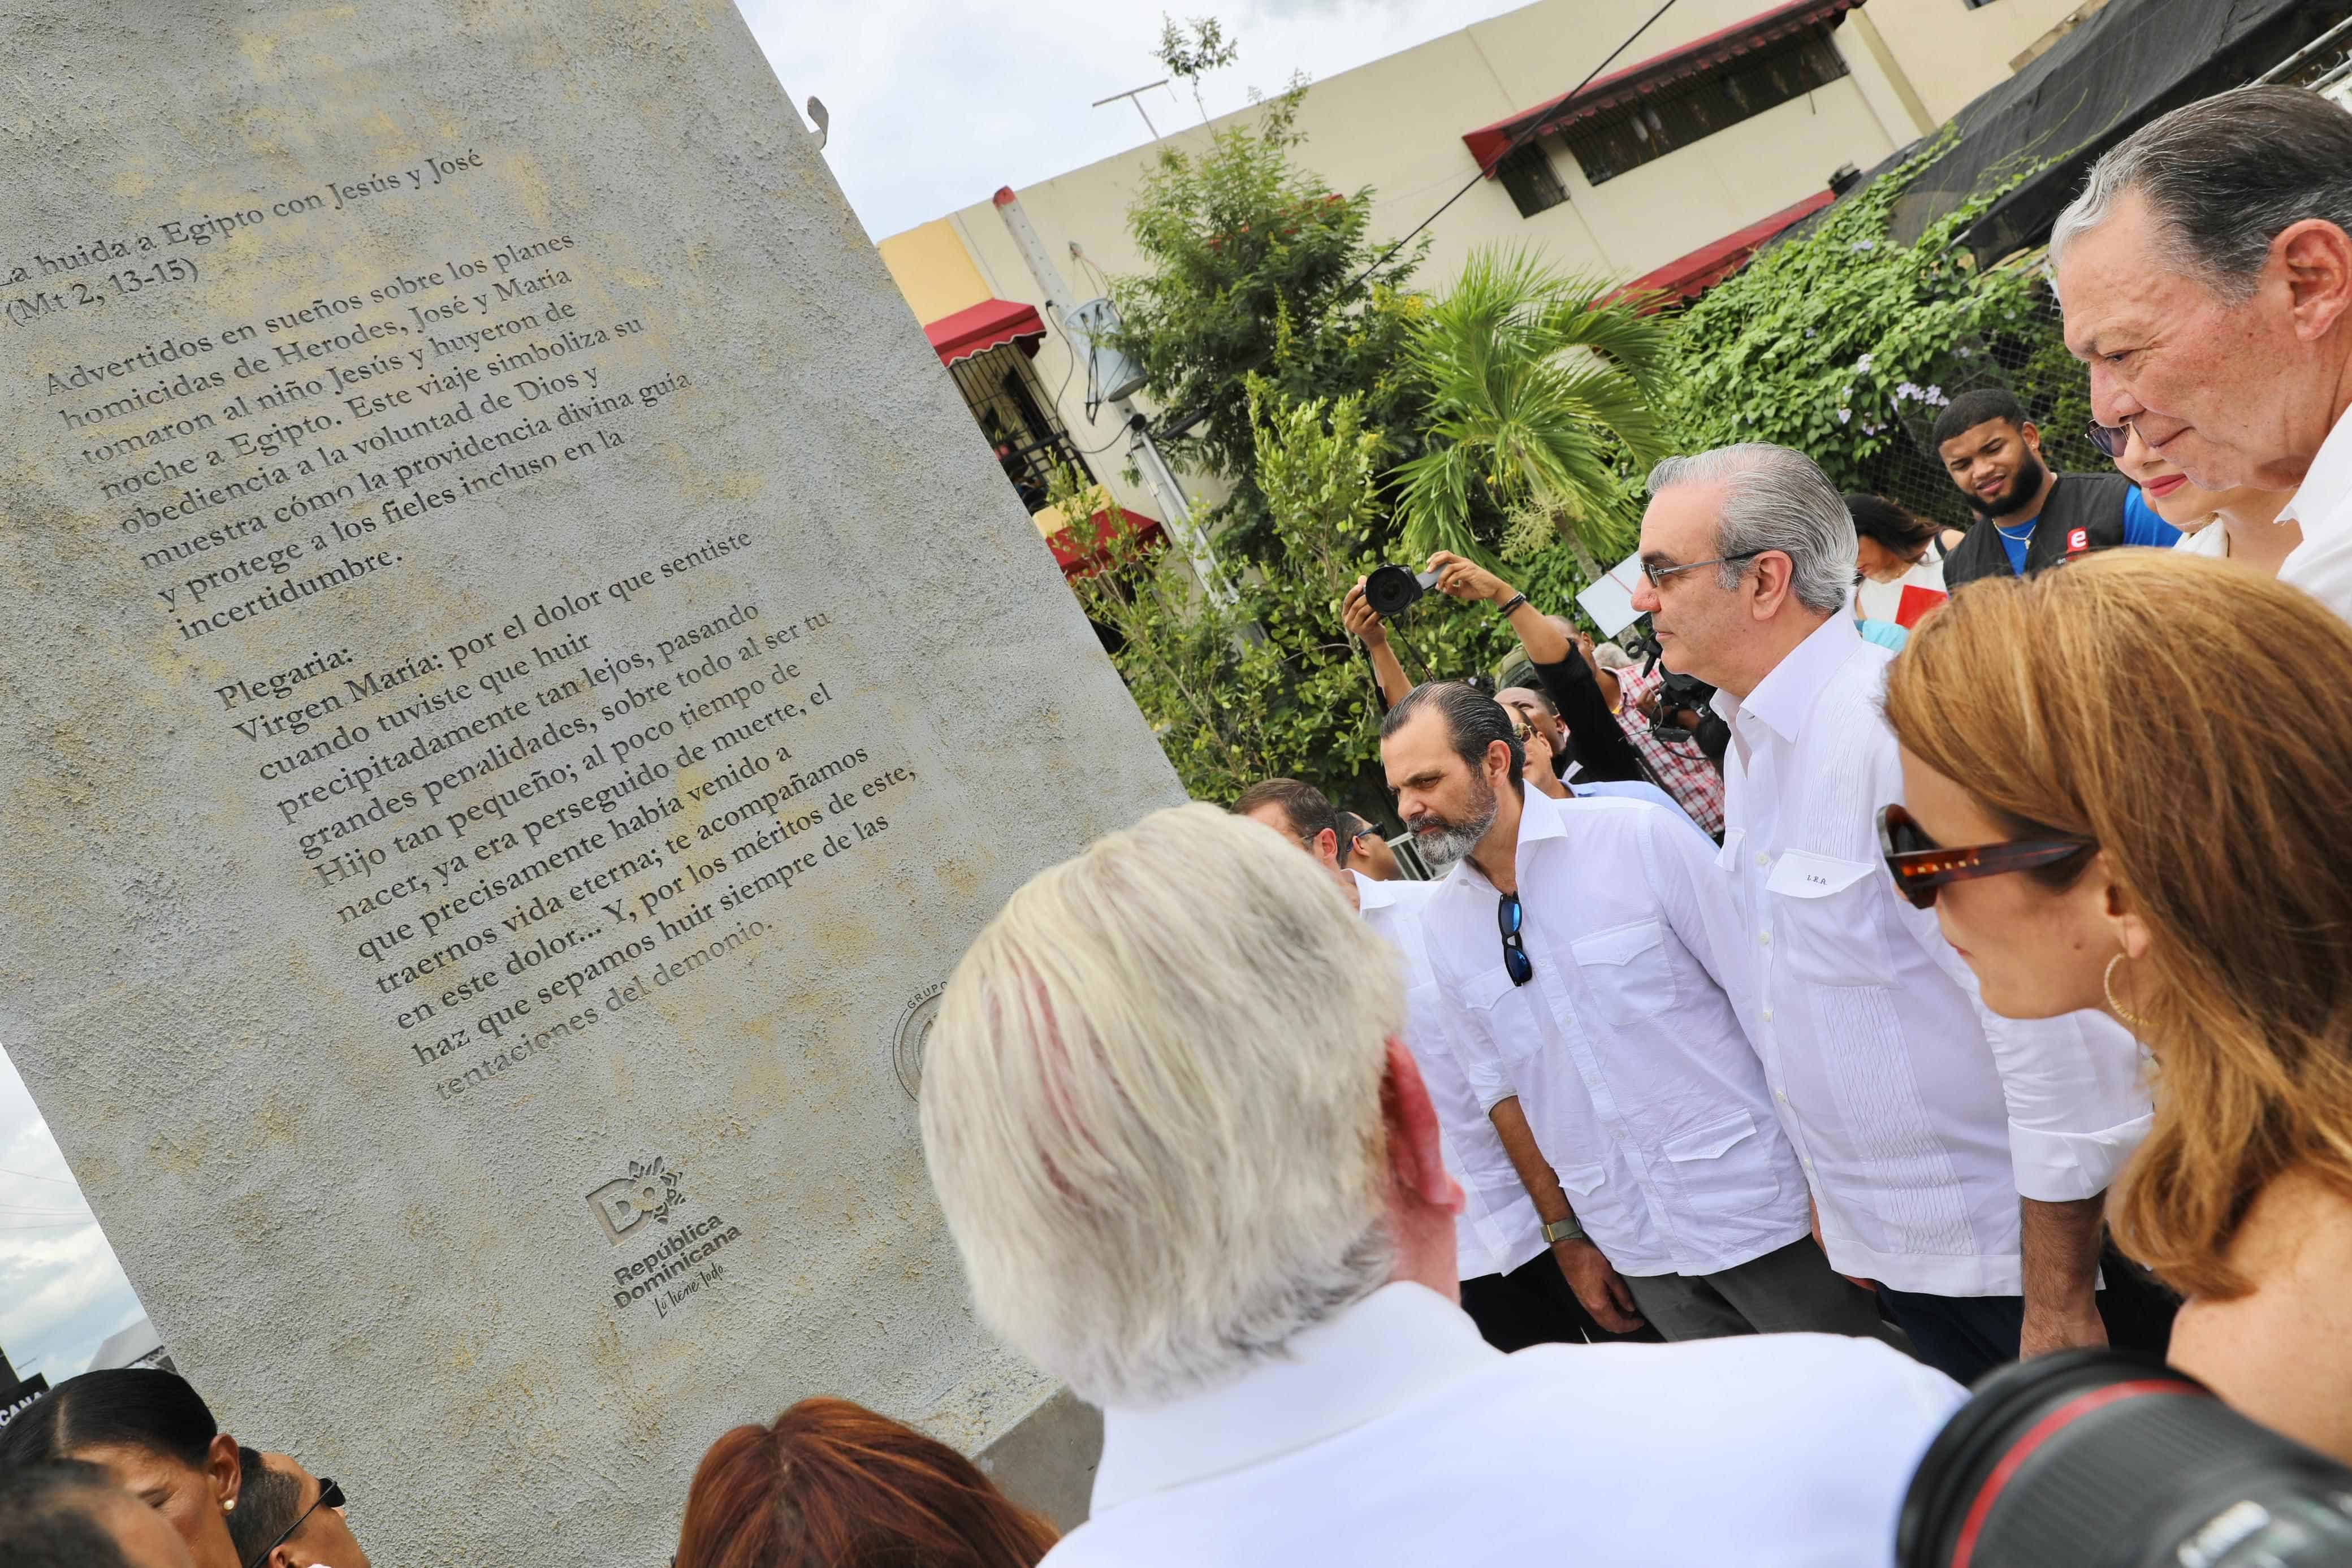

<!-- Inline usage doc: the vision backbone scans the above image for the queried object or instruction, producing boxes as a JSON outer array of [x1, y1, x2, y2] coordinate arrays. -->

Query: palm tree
[[1394, 246, 1673, 576]]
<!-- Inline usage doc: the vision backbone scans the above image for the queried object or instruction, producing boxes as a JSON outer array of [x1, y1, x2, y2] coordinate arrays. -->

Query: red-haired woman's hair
[[675, 1397, 1058, 1568]]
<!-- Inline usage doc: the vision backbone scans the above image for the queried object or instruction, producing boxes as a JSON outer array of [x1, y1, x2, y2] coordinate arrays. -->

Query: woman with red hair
[[675, 1397, 1057, 1568]]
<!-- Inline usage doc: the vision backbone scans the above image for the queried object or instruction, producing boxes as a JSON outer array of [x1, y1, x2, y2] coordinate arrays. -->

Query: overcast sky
[[741, 0, 1533, 239], [0, 0, 1542, 1397], [0, 1050, 143, 1388]]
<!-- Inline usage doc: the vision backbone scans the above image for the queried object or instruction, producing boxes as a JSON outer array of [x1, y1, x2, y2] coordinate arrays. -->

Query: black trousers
[[1879, 1239, 2180, 1389], [1875, 1288, 2024, 1386], [1458, 1249, 1664, 1352]]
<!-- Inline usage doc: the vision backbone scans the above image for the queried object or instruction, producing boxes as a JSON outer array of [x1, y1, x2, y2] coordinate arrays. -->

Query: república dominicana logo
[[586, 1155, 686, 1242], [892, 980, 946, 1100], [591, 1155, 746, 1319]]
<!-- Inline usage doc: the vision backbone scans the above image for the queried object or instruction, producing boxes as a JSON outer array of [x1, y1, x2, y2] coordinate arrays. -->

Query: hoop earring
[[2104, 952, 2147, 1034]]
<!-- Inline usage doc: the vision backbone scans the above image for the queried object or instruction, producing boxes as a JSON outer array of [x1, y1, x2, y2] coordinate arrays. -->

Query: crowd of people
[[7, 82, 2352, 1568]]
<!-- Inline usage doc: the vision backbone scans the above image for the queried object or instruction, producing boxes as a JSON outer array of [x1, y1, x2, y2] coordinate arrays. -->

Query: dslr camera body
[[1620, 621, 1730, 764]]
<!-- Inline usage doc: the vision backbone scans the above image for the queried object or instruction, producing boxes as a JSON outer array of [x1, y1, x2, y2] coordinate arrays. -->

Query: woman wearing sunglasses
[[0, 1368, 247, 1568], [1879, 549, 2352, 1466], [2087, 417, 2302, 574]]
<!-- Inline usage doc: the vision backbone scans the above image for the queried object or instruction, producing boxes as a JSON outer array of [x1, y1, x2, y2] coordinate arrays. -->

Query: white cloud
[[0, 1047, 146, 1387], [741, 0, 1532, 239]]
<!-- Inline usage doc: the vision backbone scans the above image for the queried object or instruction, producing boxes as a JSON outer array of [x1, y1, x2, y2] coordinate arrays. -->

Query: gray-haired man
[[1627, 442, 2152, 1384], [920, 802, 1961, 1568], [2051, 84, 2352, 615]]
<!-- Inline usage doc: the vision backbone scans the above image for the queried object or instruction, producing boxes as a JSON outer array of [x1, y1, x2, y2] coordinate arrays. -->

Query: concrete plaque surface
[[0, 3, 1173, 1561]]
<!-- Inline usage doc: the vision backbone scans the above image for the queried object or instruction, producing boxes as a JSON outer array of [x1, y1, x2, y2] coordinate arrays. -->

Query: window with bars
[[1562, 31, 1851, 185], [946, 344, 1095, 513], [1495, 141, 1572, 218]]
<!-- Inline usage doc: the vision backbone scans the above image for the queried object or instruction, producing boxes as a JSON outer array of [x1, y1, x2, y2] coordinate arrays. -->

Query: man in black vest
[[1932, 388, 2176, 589]]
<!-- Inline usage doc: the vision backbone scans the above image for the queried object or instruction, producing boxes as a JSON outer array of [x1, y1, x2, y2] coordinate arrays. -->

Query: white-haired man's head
[[919, 803, 1460, 1408], [2052, 85, 2352, 493]]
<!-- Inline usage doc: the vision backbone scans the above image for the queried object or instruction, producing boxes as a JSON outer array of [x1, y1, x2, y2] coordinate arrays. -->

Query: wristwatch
[[1542, 1216, 1585, 1245]]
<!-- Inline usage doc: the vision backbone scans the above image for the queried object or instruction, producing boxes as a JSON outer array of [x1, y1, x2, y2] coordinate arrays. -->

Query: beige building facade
[[880, 0, 2094, 555]]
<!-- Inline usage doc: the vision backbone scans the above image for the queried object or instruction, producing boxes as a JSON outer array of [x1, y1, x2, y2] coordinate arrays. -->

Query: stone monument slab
[[0, 3, 1174, 1560]]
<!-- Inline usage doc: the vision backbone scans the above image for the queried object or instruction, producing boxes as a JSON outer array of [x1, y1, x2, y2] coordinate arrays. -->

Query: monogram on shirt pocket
[[1764, 852, 1896, 988], [1660, 1110, 1785, 1215], [1461, 964, 1546, 1067], [1570, 919, 1677, 1029]]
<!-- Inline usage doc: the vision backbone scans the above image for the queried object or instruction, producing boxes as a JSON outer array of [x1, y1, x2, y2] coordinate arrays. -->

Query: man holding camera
[[1343, 558, 1650, 785]]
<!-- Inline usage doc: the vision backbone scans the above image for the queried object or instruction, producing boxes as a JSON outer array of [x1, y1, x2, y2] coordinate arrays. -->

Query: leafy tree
[[1106, 90, 1430, 564], [1057, 387, 1551, 817], [1154, 15, 1239, 125], [1394, 247, 1673, 574], [1661, 140, 2064, 523]]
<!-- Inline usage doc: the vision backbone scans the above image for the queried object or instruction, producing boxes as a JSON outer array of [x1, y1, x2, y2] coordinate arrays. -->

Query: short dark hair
[[0, 1462, 136, 1568], [227, 1447, 306, 1566], [1378, 681, 1524, 796], [2054, 85, 2352, 302], [1931, 388, 2027, 449], [1231, 779, 1339, 848], [1494, 661, 1558, 717], [0, 1368, 218, 1472], [1845, 493, 1940, 560]]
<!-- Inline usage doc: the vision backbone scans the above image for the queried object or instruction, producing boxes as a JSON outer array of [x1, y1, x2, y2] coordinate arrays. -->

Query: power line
[[0, 1220, 92, 1233], [0, 1166, 79, 1186], [1337, 0, 1680, 303], [1153, 0, 1683, 443]]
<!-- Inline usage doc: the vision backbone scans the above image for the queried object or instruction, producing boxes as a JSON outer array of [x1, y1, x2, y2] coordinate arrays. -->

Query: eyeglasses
[[2083, 417, 2140, 461], [1640, 548, 1765, 590], [1497, 892, 1533, 986], [244, 1478, 344, 1568], [1877, 804, 2096, 911]]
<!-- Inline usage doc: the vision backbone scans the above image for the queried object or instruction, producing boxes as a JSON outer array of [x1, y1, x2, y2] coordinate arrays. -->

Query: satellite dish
[[1070, 298, 1147, 404], [806, 96, 829, 149]]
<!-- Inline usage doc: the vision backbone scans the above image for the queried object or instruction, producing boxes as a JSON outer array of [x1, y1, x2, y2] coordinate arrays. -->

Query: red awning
[[1463, 0, 1866, 174], [1606, 188, 1838, 307], [1047, 508, 1164, 578], [925, 298, 1047, 367]]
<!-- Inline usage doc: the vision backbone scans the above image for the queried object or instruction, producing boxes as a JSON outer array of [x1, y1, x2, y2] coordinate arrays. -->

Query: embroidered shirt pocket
[[1763, 851, 1895, 987], [1570, 919, 1677, 1029]]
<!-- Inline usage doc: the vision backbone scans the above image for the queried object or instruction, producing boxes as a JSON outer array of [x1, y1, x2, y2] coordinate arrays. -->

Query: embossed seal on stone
[[892, 981, 948, 1099]]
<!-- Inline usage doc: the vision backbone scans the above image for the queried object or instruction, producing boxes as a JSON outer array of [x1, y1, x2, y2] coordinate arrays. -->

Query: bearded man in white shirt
[[920, 803, 1962, 1568], [1233, 776, 1648, 1350], [1626, 441, 2153, 1385], [1381, 682, 1890, 1345], [2049, 85, 2352, 620]]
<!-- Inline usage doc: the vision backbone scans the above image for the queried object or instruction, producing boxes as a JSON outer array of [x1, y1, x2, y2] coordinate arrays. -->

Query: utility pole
[[992, 187, 1234, 607]]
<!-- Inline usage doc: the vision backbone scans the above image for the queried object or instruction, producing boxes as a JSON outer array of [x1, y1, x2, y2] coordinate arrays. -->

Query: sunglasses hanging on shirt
[[1498, 891, 1533, 986]]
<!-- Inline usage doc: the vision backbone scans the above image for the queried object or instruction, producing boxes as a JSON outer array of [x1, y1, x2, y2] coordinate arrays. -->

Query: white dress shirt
[[2173, 519, 2232, 558], [1421, 791, 1810, 1279], [1356, 872, 1545, 1281], [2280, 401, 2352, 623], [1710, 614, 2152, 1297], [1053, 1281, 1965, 1568]]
